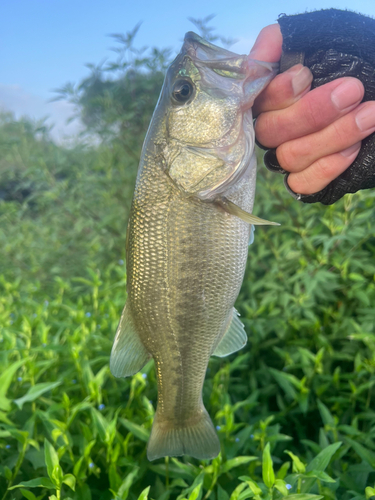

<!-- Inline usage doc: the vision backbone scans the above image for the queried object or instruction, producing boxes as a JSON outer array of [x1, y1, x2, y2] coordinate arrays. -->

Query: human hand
[[251, 24, 375, 196]]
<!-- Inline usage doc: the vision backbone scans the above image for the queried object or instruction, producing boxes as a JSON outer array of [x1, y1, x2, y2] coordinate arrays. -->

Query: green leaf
[[0, 359, 29, 411], [365, 486, 375, 499], [262, 443, 275, 488], [0, 410, 13, 425], [25, 448, 45, 470], [44, 439, 60, 487], [217, 485, 230, 500], [316, 400, 335, 427], [345, 438, 375, 468], [120, 418, 150, 442], [171, 458, 197, 478], [149, 463, 193, 481], [306, 442, 342, 472], [237, 492, 255, 500], [300, 442, 342, 494], [117, 467, 139, 499], [8, 428, 29, 446], [269, 368, 298, 399], [285, 496, 323, 500], [75, 483, 92, 500], [91, 408, 108, 441], [229, 483, 247, 500], [274, 479, 289, 496], [239, 477, 262, 495], [20, 490, 38, 500], [285, 450, 305, 473], [177, 472, 204, 500], [188, 483, 202, 500], [52, 464, 63, 487], [20, 490, 37, 500], [4, 466, 12, 480], [137, 486, 150, 500], [305, 470, 335, 483], [221, 456, 257, 473], [14, 381, 62, 409], [276, 461, 290, 479], [8, 477, 55, 490]]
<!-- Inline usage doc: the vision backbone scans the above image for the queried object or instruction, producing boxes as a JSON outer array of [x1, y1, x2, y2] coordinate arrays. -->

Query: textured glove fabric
[[261, 9, 375, 205]]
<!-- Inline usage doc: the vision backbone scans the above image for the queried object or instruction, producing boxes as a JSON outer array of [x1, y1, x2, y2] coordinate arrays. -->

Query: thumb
[[249, 24, 282, 63]]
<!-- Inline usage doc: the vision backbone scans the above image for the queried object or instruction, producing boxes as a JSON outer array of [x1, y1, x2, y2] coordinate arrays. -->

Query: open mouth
[[182, 32, 278, 110], [183, 32, 248, 77]]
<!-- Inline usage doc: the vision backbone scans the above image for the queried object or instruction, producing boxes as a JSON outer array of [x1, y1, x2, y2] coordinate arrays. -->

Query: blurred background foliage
[[0, 19, 375, 500]]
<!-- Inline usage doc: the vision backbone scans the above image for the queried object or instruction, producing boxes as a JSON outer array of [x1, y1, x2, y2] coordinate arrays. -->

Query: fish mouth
[[182, 32, 277, 108], [183, 32, 248, 77]]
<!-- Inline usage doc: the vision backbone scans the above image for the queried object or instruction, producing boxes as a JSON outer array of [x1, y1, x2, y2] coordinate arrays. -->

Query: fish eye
[[171, 79, 194, 104]]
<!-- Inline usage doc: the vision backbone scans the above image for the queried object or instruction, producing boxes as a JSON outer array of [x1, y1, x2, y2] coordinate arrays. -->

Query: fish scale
[[110, 31, 278, 461]]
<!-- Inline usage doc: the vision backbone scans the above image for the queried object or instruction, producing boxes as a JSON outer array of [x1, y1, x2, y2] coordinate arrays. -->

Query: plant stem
[[2, 440, 28, 500], [165, 456, 169, 489]]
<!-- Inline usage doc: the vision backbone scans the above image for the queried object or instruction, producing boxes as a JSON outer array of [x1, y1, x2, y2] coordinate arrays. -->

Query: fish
[[110, 32, 278, 461]]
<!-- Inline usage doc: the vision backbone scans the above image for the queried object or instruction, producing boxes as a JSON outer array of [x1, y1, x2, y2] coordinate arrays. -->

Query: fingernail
[[290, 66, 313, 96], [340, 142, 361, 157], [331, 80, 363, 110], [355, 105, 375, 132]]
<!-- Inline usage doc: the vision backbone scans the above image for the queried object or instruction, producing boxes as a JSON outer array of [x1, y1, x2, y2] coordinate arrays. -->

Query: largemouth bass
[[110, 32, 277, 461]]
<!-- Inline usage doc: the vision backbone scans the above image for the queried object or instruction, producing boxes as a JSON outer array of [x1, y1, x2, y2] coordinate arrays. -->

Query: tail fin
[[147, 408, 220, 461]]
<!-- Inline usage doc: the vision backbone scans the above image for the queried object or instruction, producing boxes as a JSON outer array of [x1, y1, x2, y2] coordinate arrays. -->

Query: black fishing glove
[[259, 9, 375, 205]]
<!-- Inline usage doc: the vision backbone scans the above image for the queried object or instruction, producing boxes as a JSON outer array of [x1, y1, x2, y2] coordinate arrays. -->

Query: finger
[[287, 142, 361, 195], [253, 64, 313, 116], [277, 101, 375, 172], [255, 77, 365, 148], [249, 24, 282, 63]]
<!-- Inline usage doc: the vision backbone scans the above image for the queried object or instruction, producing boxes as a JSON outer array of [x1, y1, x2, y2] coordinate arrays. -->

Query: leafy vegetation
[[1, 21, 375, 500]]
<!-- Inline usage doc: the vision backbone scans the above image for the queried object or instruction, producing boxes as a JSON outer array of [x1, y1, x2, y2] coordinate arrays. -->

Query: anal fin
[[110, 303, 151, 378], [213, 308, 247, 357]]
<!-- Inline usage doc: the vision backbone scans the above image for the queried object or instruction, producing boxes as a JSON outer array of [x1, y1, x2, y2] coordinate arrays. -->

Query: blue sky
[[1, 0, 375, 141]]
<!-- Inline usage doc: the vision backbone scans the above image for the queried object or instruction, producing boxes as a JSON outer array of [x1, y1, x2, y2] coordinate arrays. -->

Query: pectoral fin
[[219, 197, 280, 226], [213, 308, 247, 357], [110, 303, 151, 378]]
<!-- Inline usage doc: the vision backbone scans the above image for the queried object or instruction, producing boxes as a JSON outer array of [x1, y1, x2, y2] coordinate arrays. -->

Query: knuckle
[[288, 171, 310, 194], [302, 97, 323, 131], [276, 142, 299, 171], [255, 113, 279, 148], [330, 120, 348, 145], [315, 157, 334, 180]]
